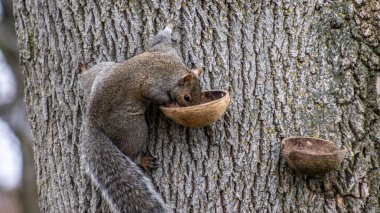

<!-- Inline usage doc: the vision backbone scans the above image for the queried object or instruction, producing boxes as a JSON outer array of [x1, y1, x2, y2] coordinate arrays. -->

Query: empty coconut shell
[[281, 137, 347, 176], [159, 90, 230, 127]]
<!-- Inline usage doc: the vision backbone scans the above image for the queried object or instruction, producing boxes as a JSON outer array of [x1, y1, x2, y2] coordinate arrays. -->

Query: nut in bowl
[[281, 136, 347, 176], [159, 90, 230, 127]]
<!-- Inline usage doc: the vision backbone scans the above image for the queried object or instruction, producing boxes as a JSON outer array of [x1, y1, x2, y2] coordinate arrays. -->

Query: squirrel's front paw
[[139, 152, 159, 174]]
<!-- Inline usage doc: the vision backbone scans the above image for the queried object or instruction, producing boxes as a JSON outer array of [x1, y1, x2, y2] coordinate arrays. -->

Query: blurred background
[[0, 0, 39, 212]]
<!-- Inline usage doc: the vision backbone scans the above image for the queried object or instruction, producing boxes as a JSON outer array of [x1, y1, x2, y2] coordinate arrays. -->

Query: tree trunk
[[14, 0, 380, 212]]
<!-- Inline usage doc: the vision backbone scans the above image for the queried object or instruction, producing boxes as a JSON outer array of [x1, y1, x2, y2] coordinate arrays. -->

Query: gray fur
[[80, 62, 116, 96], [81, 120, 167, 213], [148, 21, 182, 62], [80, 23, 201, 212]]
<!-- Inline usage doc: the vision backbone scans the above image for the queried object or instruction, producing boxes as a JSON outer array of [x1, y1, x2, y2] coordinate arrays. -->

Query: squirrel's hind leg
[[109, 113, 148, 158], [105, 112, 159, 173], [112, 113, 159, 174]]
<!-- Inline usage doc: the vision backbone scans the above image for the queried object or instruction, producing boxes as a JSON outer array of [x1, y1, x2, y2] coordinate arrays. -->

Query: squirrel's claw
[[139, 153, 159, 174]]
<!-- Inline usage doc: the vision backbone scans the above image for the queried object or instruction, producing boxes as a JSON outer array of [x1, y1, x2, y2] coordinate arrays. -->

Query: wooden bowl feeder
[[159, 90, 230, 127], [281, 136, 347, 176]]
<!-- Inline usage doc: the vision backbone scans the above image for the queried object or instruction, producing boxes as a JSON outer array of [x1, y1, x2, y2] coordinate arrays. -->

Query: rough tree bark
[[14, 0, 380, 212]]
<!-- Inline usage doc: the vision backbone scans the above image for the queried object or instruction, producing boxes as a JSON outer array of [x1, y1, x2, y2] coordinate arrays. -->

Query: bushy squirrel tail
[[81, 121, 167, 213], [149, 19, 175, 48], [148, 20, 182, 63]]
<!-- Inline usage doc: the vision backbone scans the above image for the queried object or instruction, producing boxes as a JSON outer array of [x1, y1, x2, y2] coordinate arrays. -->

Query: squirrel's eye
[[184, 94, 191, 102]]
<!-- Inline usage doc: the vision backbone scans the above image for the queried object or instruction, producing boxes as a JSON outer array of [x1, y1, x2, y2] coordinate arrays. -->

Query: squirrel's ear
[[79, 62, 87, 72], [191, 67, 202, 77], [178, 74, 193, 86]]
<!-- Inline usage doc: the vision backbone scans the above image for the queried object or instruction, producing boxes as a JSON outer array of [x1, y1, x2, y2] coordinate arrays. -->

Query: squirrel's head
[[171, 68, 202, 107]]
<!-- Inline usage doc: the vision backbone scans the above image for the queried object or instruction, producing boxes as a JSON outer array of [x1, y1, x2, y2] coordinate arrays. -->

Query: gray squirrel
[[79, 22, 202, 212]]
